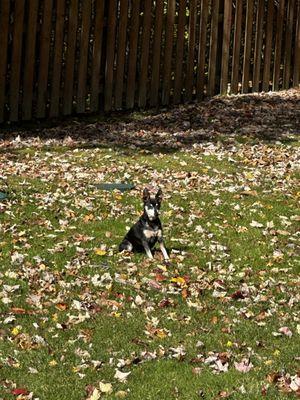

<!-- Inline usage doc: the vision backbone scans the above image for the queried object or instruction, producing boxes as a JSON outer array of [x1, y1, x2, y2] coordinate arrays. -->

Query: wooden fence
[[0, 0, 299, 123]]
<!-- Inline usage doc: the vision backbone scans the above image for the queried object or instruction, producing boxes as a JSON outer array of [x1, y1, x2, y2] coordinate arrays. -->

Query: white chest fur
[[143, 228, 162, 239]]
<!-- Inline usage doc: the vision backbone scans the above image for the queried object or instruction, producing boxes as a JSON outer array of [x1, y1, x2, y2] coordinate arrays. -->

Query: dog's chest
[[143, 225, 161, 240]]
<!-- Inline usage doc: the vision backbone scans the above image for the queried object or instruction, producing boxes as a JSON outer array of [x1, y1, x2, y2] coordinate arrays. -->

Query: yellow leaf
[[99, 382, 113, 394], [170, 277, 185, 285], [94, 249, 107, 256], [11, 327, 20, 336], [49, 360, 57, 366], [156, 329, 167, 339]]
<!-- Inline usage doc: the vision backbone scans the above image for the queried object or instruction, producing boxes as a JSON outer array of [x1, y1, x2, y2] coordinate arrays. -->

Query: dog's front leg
[[158, 238, 169, 261], [142, 241, 154, 259]]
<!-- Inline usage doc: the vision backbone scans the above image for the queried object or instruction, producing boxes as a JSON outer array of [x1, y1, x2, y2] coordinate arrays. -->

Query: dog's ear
[[155, 188, 163, 204], [143, 188, 150, 203]]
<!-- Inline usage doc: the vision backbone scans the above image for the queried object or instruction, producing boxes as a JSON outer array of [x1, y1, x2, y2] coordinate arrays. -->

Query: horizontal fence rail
[[0, 0, 299, 122]]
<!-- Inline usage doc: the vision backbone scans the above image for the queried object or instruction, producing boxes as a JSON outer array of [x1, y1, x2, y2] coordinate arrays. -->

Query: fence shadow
[[1, 91, 299, 154]]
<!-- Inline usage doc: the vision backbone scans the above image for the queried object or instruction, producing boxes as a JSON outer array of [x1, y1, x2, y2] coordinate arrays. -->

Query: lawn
[[0, 90, 299, 399]]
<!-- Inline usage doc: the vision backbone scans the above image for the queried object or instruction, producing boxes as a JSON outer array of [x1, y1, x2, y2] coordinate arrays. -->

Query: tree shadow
[[0, 90, 299, 154]]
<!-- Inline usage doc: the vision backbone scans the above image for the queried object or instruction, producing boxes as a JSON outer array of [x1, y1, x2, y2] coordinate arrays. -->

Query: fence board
[[10, 0, 25, 121], [231, 0, 242, 94], [76, 0, 92, 113], [36, 0, 53, 118], [138, 0, 152, 108], [0, 0, 10, 122], [126, 0, 141, 109], [115, 0, 129, 109], [63, 0, 79, 115], [253, 0, 264, 92], [50, 0, 65, 117], [283, 0, 295, 88], [273, 0, 285, 90], [162, 0, 176, 105], [262, 0, 274, 91], [208, 0, 220, 96], [150, 0, 164, 107], [104, 0, 117, 112], [174, 0, 186, 104], [293, 0, 300, 86], [196, 0, 209, 99], [22, 0, 39, 120], [185, 0, 197, 101], [242, 0, 254, 93], [90, 0, 105, 112], [220, 0, 233, 94]]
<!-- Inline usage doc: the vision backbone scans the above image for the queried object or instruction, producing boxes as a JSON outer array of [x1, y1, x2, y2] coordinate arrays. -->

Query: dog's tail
[[119, 238, 133, 252]]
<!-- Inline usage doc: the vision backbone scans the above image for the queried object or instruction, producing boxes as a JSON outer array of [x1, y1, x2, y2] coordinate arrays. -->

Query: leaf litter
[[0, 89, 299, 399]]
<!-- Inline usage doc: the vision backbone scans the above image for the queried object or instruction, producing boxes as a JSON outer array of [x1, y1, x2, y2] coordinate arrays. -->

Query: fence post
[[174, 0, 186, 104], [242, 0, 254, 93], [104, 0, 117, 112], [273, 0, 285, 90], [10, 0, 25, 122], [293, 0, 300, 87], [50, 0, 66, 118], [262, 0, 274, 92], [150, 0, 164, 107], [126, 0, 141, 109], [220, 0, 232, 95], [63, 0, 79, 115], [196, 0, 209, 100], [231, 0, 242, 94], [90, 0, 105, 113], [283, 0, 296, 89], [162, 0, 176, 105], [37, 0, 53, 119], [139, 0, 152, 108], [0, 1, 10, 123]]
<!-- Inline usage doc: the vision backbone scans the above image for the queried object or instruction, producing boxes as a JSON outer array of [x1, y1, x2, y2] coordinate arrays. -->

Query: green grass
[[0, 136, 299, 400]]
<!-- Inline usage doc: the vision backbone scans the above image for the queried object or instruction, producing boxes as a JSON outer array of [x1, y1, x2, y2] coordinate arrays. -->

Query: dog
[[119, 188, 169, 260]]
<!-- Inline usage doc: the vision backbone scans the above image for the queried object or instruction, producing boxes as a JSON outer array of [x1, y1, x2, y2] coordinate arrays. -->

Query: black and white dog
[[119, 188, 169, 261]]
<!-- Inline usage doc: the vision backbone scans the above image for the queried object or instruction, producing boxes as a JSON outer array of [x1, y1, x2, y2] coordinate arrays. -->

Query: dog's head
[[143, 188, 163, 221]]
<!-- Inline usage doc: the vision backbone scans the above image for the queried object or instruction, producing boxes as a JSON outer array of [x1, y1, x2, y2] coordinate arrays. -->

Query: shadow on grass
[[0, 90, 299, 155]]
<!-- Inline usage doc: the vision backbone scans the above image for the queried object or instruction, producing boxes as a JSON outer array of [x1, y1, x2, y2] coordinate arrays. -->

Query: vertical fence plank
[[50, 0, 65, 117], [104, 0, 117, 112], [293, 0, 300, 86], [90, 0, 105, 112], [162, 0, 176, 105], [253, 0, 264, 92], [262, 0, 274, 91], [242, 0, 254, 93], [230, 0, 242, 94], [273, 0, 285, 90], [115, 0, 129, 109], [0, 0, 10, 123], [77, 0, 92, 113], [126, 0, 140, 109], [10, 0, 25, 122], [196, 0, 209, 99], [283, 0, 295, 88], [138, 0, 152, 108], [22, 0, 39, 120], [208, 0, 220, 96], [220, 0, 233, 94], [174, 0, 186, 104], [36, 0, 53, 118], [63, 0, 79, 115], [150, 0, 164, 107], [185, 0, 197, 101]]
